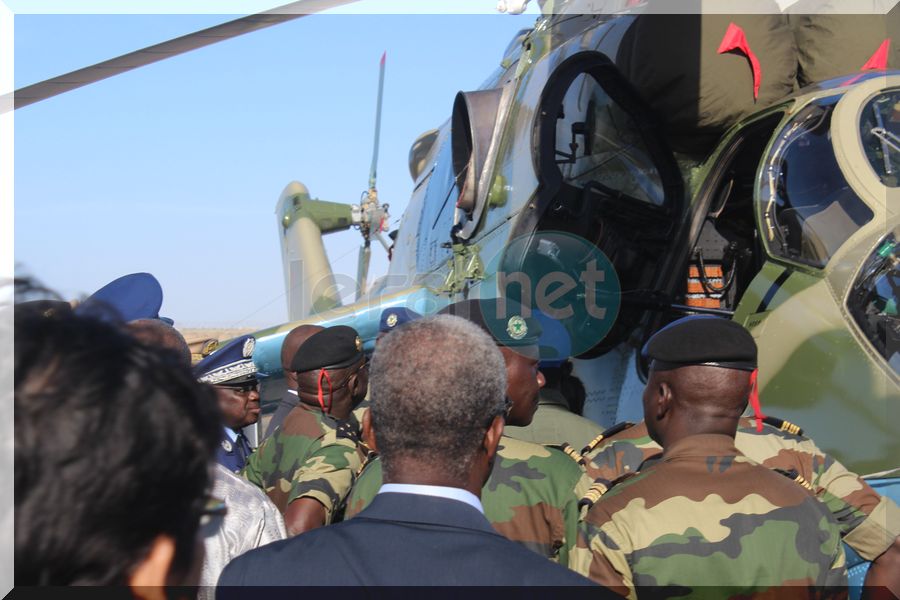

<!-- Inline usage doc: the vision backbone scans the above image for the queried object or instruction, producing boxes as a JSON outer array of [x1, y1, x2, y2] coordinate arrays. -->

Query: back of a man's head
[[14, 310, 221, 586], [127, 318, 192, 367], [369, 315, 507, 482]]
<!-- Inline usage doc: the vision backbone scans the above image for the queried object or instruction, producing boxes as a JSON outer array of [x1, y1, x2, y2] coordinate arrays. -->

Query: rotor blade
[[7, 0, 357, 112], [356, 243, 371, 301], [373, 230, 391, 253], [368, 51, 386, 190]]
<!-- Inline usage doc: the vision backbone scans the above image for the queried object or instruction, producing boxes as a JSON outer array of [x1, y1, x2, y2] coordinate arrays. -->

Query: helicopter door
[[415, 136, 458, 274], [524, 52, 685, 356]]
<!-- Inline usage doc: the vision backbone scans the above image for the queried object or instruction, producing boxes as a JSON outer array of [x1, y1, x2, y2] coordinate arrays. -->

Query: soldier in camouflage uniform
[[243, 325, 368, 536], [345, 299, 593, 567], [573, 316, 847, 596], [581, 419, 900, 568], [582, 400, 899, 582]]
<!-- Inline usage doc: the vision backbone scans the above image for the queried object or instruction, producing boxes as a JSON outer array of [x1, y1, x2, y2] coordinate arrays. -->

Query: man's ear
[[349, 363, 368, 399], [129, 535, 176, 600], [362, 408, 378, 454], [657, 381, 673, 419], [482, 415, 505, 461]]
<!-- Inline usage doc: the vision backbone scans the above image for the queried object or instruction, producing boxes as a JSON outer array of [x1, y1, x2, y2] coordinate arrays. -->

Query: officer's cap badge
[[355, 336, 363, 352], [386, 313, 399, 328], [242, 337, 255, 358], [507, 315, 527, 340]]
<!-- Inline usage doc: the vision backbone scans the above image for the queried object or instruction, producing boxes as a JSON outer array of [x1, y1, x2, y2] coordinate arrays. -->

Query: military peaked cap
[[291, 325, 364, 372], [642, 315, 757, 371], [534, 310, 572, 367], [75, 272, 174, 324], [194, 334, 260, 385], [379, 307, 422, 333], [439, 298, 542, 348]]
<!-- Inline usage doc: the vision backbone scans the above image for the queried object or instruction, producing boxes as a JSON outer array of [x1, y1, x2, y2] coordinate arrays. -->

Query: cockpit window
[[761, 97, 874, 268], [859, 88, 900, 188], [554, 73, 665, 207], [847, 228, 900, 376]]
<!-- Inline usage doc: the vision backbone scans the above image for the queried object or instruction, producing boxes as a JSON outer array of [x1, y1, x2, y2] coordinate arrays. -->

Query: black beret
[[642, 315, 757, 371], [291, 325, 364, 373], [439, 298, 542, 348]]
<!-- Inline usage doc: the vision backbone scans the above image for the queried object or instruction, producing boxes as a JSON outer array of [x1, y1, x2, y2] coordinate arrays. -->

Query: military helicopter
[[11, 1, 897, 484], [252, 3, 900, 481]]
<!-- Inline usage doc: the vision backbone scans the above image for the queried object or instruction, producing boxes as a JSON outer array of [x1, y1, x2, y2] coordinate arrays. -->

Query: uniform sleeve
[[573, 516, 635, 599], [792, 436, 899, 560], [843, 496, 900, 561], [344, 457, 383, 519], [240, 436, 272, 491], [284, 433, 361, 524], [558, 468, 595, 568]]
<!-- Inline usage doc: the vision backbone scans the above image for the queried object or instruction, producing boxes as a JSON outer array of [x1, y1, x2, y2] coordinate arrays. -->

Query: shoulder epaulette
[[580, 421, 635, 455], [335, 419, 360, 443], [579, 471, 640, 509], [763, 415, 803, 436], [578, 478, 611, 510], [774, 468, 814, 491], [554, 442, 586, 466]]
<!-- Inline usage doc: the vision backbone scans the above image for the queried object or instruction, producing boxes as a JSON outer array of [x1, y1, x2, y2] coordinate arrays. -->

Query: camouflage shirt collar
[[662, 433, 741, 461]]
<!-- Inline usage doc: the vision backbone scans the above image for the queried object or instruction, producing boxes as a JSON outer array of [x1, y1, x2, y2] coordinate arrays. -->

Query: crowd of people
[[13, 274, 900, 598]]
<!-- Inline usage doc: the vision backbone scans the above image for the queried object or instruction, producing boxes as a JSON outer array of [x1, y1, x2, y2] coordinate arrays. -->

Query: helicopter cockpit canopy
[[761, 95, 875, 269], [859, 88, 900, 188], [848, 227, 900, 377], [553, 73, 666, 208]]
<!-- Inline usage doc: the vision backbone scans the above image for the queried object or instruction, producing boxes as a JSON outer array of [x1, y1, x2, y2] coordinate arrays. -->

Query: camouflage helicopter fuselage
[[250, 11, 899, 476]]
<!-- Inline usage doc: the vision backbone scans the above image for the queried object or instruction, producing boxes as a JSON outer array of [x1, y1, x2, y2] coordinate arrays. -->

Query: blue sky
[[13, 3, 539, 327]]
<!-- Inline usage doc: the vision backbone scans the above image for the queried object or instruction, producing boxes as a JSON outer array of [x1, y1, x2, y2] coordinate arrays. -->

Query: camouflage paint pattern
[[345, 434, 592, 567], [582, 418, 899, 561], [242, 403, 362, 522], [572, 434, 847, 598]]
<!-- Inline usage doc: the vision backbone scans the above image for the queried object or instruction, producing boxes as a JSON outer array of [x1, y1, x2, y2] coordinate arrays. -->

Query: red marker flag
[[748, 368, 766, 432], [862, 39, 890, 70], [718, 22, 762, 100]]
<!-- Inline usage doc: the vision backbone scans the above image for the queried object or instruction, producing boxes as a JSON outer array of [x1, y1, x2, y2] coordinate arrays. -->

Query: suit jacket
[[217, 492, 602, 589]]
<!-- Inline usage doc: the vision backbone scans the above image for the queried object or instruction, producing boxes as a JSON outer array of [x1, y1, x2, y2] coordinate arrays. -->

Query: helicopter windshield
[[859, 88, 900, 188], [761, 96, 874, 268], [848, 228, 900, 376], [554, 73, 665, 206]]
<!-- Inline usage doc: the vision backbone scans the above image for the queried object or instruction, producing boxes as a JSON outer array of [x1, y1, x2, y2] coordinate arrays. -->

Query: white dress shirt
[[378, 483, 484, 514]]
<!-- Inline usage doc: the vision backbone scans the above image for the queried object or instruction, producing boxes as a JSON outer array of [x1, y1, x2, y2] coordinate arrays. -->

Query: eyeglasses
[[218, 382, 259, 394]]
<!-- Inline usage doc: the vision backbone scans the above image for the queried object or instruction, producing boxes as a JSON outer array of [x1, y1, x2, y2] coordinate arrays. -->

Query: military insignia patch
[[201, 339, 219, 356], [506, 315, 527, 340], [355, 336, 363, 352], [386, 313, 398, 328], [221, 439, 233, 453], [242, 337, 255, 358]]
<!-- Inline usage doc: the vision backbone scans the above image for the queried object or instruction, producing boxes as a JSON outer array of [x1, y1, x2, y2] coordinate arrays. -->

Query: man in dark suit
[[218, 315, 601, 589]]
